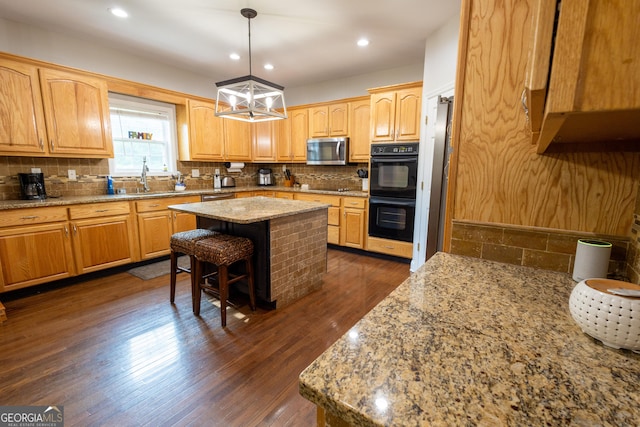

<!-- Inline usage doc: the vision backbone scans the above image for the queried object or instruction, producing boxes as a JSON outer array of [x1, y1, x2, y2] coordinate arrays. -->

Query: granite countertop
[[299, 252, 640, 426], [0, 186, 367, 211], [168, 196, 330, 224]]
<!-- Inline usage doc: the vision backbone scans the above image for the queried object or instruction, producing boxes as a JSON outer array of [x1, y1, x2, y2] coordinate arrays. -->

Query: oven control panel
[[371, 143, 419, 155]]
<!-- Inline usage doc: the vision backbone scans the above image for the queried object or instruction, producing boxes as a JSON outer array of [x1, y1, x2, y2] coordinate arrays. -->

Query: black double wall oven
[[368, 143, 419, 243]]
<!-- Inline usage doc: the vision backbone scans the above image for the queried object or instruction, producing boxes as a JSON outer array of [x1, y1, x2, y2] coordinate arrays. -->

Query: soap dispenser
[[213, 168, 221, 189]]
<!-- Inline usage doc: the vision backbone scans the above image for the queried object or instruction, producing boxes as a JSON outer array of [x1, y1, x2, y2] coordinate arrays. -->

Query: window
[[108, 93, 177, 176]]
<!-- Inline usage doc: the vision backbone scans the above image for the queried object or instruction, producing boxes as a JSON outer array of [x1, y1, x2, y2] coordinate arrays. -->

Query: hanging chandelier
[[215, 8, 287, 122]]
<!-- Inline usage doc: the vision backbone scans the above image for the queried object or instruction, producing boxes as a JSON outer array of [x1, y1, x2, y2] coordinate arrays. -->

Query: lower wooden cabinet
[[340, 197, 367, 249], [294, 193, 342, 246], [0, 207, 75, 292], [68, 201, 136, 274], [367, 236, 413, 259], [136, 196, 199, 260]]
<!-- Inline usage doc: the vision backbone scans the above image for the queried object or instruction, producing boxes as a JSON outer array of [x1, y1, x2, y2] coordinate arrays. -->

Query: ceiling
[[0, 0, 461, 89]]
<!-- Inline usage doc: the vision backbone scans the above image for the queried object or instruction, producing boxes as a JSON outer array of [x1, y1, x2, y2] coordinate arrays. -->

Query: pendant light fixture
[[215, 8, 287, 122]]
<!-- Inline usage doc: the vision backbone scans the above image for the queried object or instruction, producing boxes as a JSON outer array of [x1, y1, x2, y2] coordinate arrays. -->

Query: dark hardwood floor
[[0, 248, 410, 426]]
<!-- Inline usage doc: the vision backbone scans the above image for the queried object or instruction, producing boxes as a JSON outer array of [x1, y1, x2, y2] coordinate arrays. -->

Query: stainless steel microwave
[[306, 137, 349, 165]]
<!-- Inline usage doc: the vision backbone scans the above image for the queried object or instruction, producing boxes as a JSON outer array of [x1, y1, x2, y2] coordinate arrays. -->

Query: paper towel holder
[[224, 162, 245, 173]]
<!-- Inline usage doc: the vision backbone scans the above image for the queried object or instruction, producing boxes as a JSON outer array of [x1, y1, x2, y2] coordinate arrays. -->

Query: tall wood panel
[[445, 0, 640, 250]]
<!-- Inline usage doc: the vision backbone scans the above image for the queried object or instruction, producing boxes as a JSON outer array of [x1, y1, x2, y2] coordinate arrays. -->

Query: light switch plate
[[31, 167, 41, 173], [282, 165, 287, 172], [68, 169, 76, 180], [192, 169, 200, 178]]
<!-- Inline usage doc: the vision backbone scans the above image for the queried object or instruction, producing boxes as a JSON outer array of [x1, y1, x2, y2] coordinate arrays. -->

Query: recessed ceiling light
[[357, 38, 370, 47], [264, 64, 274, 70], [229, 53, 240, 60], [109, 7, 128, 18]]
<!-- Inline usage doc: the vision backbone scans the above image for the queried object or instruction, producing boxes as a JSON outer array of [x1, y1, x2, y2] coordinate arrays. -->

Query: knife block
[[284, 175, 295, 187]]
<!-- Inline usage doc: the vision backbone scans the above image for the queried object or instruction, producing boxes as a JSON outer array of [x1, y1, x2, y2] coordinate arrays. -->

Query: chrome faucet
[[140, 157, 150, 192]]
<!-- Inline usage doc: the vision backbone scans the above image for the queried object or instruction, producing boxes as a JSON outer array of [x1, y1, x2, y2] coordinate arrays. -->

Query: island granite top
[[299, 252, 640, 426], [168, 196, 330, 224]]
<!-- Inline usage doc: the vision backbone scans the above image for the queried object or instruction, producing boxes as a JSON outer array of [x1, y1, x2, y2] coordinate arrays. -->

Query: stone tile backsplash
[[0, 156, 368, 200]]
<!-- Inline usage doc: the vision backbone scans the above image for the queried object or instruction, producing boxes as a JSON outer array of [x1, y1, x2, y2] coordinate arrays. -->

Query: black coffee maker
[[18, 173, 47, 200]]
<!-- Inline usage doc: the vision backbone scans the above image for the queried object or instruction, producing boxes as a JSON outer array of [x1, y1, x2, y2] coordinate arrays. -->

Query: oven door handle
[[370, 197, 416, 207], [370, 157, 418, 164]]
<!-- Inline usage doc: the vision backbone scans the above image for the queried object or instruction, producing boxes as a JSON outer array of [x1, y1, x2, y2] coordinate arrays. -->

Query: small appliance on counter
[[258, 168, 273, 186], [221, 176, 236, 187], [18, 172, 47, 200], [213, 168, 221, 189]]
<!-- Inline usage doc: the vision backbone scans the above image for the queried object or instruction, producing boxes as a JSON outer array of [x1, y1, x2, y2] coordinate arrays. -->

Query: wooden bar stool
[[169, 229, 218, 306], [193, 234, 256, 327]]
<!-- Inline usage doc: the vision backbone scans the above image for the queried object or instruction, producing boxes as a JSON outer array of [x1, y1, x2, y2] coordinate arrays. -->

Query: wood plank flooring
[[0, 248, 410, 426]]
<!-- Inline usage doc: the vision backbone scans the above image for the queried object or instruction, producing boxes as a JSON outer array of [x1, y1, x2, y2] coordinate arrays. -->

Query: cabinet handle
[[95, 209, 109, 213], [50, 139, 54, 151], [39, 138, 44, 151], [20, 215, 39, 220], [73, 224, 77, 235], [383, 245, 395, 249], [64, 226, 69, 237], [173, 213, 177, 220], [149, 204, 160, 207]]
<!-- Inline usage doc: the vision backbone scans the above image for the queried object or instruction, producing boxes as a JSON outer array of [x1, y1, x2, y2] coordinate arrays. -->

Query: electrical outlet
[[282, 165, 287, 172], [31, 167, 41, 173], [192, 169, 200, 178], [68, 169, 76, 180], [214, 168, 220, 175]]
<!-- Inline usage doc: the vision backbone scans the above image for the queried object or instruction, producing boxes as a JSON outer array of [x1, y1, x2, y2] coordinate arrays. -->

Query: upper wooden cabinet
[[369, 82, 422, 143], [0, 57, 113, 158], [39, 68, 113, 157], [253, 120, 278, 162], [278, 107, 308, 162], [525, 0, 640, 153], [177, 99, 224, 161], [309, 102, 349, 137], [223, 119, 252, 161], [349, 97, 371, 162]]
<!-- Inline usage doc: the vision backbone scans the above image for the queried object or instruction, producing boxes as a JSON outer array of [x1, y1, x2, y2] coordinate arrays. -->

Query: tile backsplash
[[0, 156, 368, 200]]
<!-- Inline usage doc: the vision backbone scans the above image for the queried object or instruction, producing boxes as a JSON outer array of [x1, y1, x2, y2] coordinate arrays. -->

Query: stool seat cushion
[[170, 229, 218, 254], [195, 235, 254, 266]]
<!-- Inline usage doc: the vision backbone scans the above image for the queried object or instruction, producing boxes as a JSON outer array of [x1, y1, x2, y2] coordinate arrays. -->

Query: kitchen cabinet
[[348, 97, 372, 162], [309, 102, 349, 138], [0, 57, 49, 156], [136, 196, 199, 260], [38, 67, 113, 158], [235, 191, 255, 198], [252, 120, 278, 162], [223, 119, 252, 161], [525, 0, 640, 153], [278, 107, 308, 162], [68, 202, 136, 274], [177, 99, 225, 161], [340, 197, 367, 249], [0, 207, 74, 292], [0, 56, 113, 158], [366, 236, 413, 259], [369, 82, 422, 142], [294, 193, 341, 245]]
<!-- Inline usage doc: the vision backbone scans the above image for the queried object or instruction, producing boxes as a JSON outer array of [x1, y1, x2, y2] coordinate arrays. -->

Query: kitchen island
[[299, 252, 640, 426], [169, 196, 329, 308]]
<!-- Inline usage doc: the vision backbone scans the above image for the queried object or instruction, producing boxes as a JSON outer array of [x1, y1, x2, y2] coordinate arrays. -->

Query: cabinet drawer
[[136, 196, 200, 212], [68, 201, 130, 219], [342, 197, 366, 209], [367, 236, 413, 259], [328, 206, 340, 226], [295, 193, 341, 207], [0, 207, 68, 228]]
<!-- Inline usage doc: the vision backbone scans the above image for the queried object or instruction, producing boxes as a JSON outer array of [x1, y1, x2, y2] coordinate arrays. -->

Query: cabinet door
[[252, 121, 277, 162], [39, 68, 113, 158], [349, 99, 371, 162], [0, 58, 48, 156], [370, 92, 396, 141], [137, 211, 172, 259], [187, 99, 225, 160], [309, 106, 329, 138], [289, 108, 309, 162], [276, 115, 292, 161], [223, 119, 252, 160], [341, 208, 365, 249], [328, 103, 349, 136], [172, 211, 197, 233], [71, 216, 134, 274], [395, 87, 422, 141], [0, 223, 75, 292]]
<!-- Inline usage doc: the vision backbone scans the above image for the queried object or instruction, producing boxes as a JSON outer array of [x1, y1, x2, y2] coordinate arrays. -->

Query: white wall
[[0, 17, 424, 106], [411, 12, 461, 272]]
